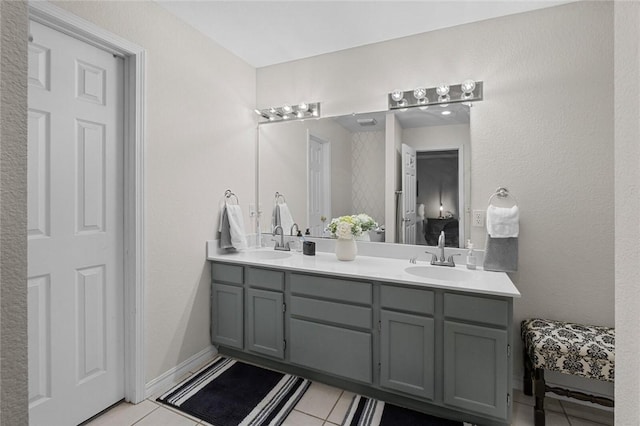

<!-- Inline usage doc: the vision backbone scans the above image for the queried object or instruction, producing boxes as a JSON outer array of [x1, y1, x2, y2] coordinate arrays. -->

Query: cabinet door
[[380, 310, 434, 400], [211, 283, 243, 349], [247, 288, 284, 359], [443, 321, 508, 419]]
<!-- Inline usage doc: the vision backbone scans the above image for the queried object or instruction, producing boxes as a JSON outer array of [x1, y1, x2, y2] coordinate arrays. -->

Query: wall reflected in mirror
[[258, 104, 471, 247]]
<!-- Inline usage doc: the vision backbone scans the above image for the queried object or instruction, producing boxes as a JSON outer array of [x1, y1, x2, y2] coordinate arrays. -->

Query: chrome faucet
[[290, 223, 300, 236], [273, 225, 290, 251], [425, 231, 460, 267]]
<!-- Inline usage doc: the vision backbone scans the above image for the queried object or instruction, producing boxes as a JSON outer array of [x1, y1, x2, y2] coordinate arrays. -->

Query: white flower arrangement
[[327, 214, 378, 239]]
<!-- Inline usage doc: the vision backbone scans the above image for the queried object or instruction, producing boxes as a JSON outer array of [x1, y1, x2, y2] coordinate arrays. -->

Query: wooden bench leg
[[533, 368, 546, 426], [523, 347, 533, 396]]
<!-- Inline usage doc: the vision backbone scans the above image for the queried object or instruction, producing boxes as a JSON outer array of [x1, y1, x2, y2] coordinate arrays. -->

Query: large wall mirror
[[258, 104, 471, 248]]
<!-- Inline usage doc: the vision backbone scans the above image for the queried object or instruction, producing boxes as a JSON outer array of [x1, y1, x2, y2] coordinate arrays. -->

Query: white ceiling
[[156, 0, 574, 68]]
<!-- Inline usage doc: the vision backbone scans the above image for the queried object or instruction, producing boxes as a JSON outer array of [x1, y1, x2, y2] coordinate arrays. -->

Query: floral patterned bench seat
[[521, 318, 614, 426]]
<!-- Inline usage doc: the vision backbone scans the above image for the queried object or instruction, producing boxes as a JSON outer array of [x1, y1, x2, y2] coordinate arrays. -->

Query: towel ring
[[275, 192, 286, 204], [488, 187, 518, 206], [224, 189, 239, 205]]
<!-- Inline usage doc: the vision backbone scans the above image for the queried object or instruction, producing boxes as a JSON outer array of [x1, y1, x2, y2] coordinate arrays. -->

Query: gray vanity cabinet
[[245, 267, 285, 359], [210, 260, 515, 425], [211, 263, 244, 349], [379, 285, 435, 400], [443, 293, 510, 420], [288, 273, 373, 384]]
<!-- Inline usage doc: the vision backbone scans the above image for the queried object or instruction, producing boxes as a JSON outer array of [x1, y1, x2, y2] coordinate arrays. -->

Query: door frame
[[306, 131, 331, 235], [28, 2, 147, 404], [415, 145, 465, 248]]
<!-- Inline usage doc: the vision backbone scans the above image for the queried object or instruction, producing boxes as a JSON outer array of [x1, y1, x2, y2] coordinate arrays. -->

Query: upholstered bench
[[521, 318, 614, 426]]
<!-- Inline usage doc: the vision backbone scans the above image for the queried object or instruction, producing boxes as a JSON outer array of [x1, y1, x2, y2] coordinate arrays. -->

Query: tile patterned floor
[[85, 362, 614, 426]]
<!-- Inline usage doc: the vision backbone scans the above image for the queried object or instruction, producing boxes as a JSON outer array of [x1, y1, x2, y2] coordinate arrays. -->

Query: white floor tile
[[133, 406, 198, 425], [567, 417, 612, 426], [84, 400, 158, 426], [513, 389, 534, 407], [326, 391, 355, 425], [562, 401, 614, 426], [513, 393, 564, 412], [512, 402, 570, 426], [293, 382, 343, 420], [282, 409, 325, 426]]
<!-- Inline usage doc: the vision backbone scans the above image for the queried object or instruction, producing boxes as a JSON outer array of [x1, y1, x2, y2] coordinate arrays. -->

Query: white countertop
[[207, 243, 520, 298]]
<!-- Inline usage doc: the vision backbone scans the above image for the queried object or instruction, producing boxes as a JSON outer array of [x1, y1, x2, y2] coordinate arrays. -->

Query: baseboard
[[145, 345, 218, 399]]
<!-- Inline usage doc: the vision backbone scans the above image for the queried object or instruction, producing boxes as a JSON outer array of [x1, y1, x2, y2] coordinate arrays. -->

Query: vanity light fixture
[[388, 81, 483, 110], [255, 102, 321, 123]]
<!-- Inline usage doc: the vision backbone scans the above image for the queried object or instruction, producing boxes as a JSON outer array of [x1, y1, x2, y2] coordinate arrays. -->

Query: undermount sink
[[404, 266, 471, 282], [250, 250, 292, 260]]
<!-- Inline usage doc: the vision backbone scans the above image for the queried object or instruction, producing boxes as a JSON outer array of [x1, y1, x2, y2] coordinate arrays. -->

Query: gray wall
[[614, 1, 640, 423], [1, 1, 638, 423], [257, 1, 615, 397], [0, 1, 29, 424], [51, 0, 257, 383]]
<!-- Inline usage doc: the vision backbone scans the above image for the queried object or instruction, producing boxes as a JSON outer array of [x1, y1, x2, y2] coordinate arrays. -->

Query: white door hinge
[[507, 393, 511, 406], [283, 303, 286, 313], [507, 344, 511, 357]]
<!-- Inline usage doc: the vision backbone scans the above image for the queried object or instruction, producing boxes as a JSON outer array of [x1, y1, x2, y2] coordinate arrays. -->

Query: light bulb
[[298, 102, 308, 111], [436, 84, 449, 96], [398, 98, 408, 108], [391, 90, 404, 102], [282, 104, 293, 114], [461, 80, 476, 99], [269, 107, 277, 114], [413, 87, 427, 104]]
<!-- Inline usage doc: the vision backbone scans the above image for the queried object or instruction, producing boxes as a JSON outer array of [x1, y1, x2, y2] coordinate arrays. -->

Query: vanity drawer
[[444, 293, 508, 327], [211, 262, 243, 285], [290, 318, 372, 384], [290, 273, 372, 305], [381, 285, 434, 316], [290, 296, 372, 329], [246, 267, 284, 291]]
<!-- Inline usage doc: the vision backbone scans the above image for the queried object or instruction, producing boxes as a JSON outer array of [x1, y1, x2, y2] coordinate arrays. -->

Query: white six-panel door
[[308, 134, 330, 237], [28, 20, 125, 425], [401, 143, 417, 245]]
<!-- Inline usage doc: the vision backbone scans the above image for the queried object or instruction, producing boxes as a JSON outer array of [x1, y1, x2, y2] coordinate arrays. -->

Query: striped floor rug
[[342, 395, 467, 426], [157, 357, 310, 426]]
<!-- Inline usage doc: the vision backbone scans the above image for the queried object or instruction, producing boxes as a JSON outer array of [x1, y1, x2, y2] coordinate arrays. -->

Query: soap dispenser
[[296, 230, 304, 252], [466, 240, 477, 270]]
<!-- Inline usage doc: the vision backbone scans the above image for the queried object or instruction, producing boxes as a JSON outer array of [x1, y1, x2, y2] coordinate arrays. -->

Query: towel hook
[[275, 192, 286, 204], [488, 187, 518, 206], [224, 189, 239, 205]]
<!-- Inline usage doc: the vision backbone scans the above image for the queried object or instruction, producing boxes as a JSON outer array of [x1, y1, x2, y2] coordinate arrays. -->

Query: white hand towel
[[276, 203, 295, 234], [224, 204, 247, 250], [486, 205, 519, 238]]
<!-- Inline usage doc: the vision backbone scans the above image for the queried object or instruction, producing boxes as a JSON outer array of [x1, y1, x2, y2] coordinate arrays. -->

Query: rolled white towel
[[486, 205, 519, 238]]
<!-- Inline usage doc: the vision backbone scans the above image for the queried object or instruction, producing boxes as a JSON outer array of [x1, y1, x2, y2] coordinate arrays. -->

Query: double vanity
[[207, 242, 520, 426]]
